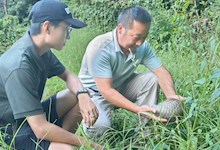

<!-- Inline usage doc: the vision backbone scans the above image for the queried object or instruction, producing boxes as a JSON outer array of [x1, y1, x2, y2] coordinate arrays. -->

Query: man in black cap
[[0, 0, 102, 149]]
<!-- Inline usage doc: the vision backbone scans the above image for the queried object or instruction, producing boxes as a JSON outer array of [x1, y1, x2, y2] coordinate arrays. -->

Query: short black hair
[[117, 6, 152, 29], [29, 21, 61, 36]]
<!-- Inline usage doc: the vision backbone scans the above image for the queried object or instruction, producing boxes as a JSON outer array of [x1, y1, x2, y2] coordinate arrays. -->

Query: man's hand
[[78, 94, 99, 127], [138, 105, 167, 122]]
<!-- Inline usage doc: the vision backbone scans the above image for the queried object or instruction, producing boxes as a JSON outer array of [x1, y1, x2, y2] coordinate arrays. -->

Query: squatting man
[[78, 6, 185, 137]]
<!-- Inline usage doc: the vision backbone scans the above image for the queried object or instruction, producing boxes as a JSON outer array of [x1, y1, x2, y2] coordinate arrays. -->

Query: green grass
[[1, 27, 220, 149], [1, 5, 220, 149], [43, 24, 220, 150]]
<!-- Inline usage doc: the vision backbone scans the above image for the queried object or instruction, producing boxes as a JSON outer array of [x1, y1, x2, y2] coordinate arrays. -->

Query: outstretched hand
[[138, 105, 167, 122], [78, 94, 99, 127]]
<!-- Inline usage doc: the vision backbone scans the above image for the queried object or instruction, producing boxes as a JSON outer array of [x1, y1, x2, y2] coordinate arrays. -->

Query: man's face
[[117, 20, 150, 52], [49, 21, 72, 50]]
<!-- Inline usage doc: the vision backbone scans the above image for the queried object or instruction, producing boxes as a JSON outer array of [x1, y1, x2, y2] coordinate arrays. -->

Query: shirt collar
[[113, 28, 123, 53], [23, 31, 46, 68], [112, 28, 137, 62]]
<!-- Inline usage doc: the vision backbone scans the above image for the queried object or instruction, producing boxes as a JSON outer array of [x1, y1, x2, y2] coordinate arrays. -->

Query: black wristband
[[76, 88, 89, 98]]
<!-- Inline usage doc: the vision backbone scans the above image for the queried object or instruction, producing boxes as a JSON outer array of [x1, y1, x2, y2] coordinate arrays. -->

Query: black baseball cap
[[29, 0, 86, 28]]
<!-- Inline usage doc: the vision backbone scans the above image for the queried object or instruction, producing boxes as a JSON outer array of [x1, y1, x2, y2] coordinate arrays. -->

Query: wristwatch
[[76, 88, 89, 98]]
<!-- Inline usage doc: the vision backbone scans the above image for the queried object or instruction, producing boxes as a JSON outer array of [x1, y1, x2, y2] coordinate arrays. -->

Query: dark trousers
[[1, 95, 63, 150]]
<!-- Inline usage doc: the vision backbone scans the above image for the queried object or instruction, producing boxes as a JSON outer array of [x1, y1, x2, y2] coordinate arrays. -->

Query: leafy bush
[[0, 15, 27, 54], [72, 0, 152, 32], [71, 0, 216, 51]]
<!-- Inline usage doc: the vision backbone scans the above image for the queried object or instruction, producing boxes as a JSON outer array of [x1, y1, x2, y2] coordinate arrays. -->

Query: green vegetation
[[0, 15, 27, 52], [0, 0, 220, 149]]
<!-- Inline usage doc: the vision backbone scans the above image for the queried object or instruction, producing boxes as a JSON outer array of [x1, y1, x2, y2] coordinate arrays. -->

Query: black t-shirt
[[0, 31, 65, 125]]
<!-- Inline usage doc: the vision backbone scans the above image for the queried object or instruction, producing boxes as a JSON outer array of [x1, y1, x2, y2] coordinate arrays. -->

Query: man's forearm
[[102, 88, 140, 113], [155, 67, 176, 99], [39, 122, 88, 146], [28, 115, 89, 147], [58, 70, 84, 94]]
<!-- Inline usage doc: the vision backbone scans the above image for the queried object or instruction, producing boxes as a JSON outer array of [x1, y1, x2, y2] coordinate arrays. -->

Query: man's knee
[[146, 72, 158, 84], [55, 89, 79, 118], [83, 116, 111, 138], [56, 89, 77, 103]]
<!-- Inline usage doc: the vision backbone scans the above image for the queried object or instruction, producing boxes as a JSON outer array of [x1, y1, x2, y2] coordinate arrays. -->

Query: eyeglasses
[[58, 24, 72, 39], [66, 26, 72, 39], [129, 48, 138, 67], [40, 22, 73, 39]]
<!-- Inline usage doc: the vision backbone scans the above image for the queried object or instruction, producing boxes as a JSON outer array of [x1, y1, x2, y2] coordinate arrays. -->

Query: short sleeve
[[87, 49, 112, 78], [142, 43, 162, 70], [5, 69, 44, 120], [46, 51, 65, 78]]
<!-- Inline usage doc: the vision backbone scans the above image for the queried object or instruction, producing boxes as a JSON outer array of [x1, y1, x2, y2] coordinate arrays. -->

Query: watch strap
[[76, 88, 89, 98]]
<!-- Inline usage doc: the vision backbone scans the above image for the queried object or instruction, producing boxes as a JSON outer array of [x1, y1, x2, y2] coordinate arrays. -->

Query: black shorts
[[2, 95, 63, 150]]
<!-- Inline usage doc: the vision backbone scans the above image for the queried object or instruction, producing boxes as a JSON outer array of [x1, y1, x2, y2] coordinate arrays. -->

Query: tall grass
[[43, 22, 219, 149], [1, 4, 220, 150]]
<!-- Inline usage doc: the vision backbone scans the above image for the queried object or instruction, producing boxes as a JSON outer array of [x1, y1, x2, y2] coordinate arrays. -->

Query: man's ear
[[117, 23, 123, 34], [41, 21, 50, 34]]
